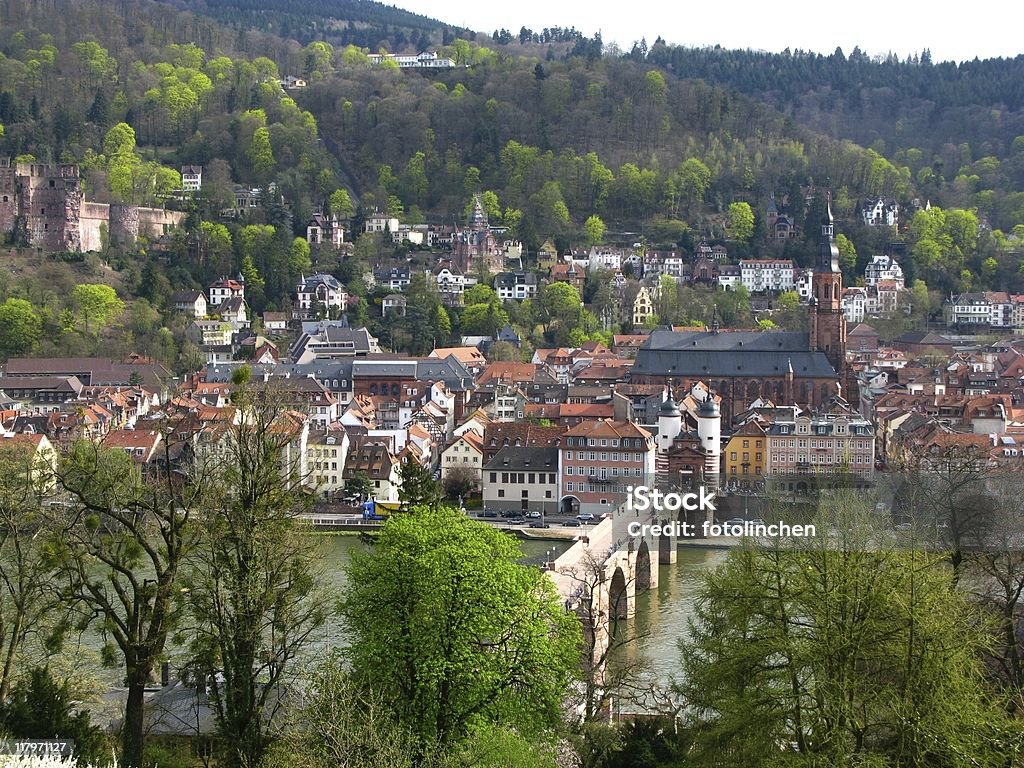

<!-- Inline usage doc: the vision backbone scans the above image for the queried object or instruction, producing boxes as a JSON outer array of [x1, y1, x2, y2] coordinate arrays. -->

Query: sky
[[392, 0, 1021, 64]]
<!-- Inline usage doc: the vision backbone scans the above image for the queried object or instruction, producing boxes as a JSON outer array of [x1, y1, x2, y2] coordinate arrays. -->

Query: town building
[[306, 212, 345, 249], [208, 277, 245, 308], [180, 165, 202, 192], [739, 259, 796, 293], [764, 397, 875, 492], [558, 419, 656, 516], [294, 273, 347, 320], [483, 446, 560, 515], [494, 271, 539, 301]]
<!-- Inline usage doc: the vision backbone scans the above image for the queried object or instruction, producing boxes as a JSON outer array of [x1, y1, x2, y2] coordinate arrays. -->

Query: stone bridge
[[545, 502, 676, 673]]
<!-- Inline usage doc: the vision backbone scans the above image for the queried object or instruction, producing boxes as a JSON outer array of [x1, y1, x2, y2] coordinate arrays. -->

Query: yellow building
[[723, 420, 767, 485]]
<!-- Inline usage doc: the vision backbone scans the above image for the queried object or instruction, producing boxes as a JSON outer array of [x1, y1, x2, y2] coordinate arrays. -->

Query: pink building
[[558, 419, 656, 516]]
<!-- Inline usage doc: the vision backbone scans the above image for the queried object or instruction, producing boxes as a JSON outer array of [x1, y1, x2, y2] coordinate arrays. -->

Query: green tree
[[340, 506, 581, 755], [248, 126, 275, 181], [0, 442, 60, 700], [397, 456, 441, 512], [463, 284, 500, 307], [328, 188, 353, 219], [0, 298, 42, 358], [50, 437, 200, 768], [185, 386, 327, 768], [461, 302, 509, 337], [344, 471, 373, 501], [679, 496, 1019, 766], [536, 282, 582, 334], [289, 236, 312, 277], [835, 233, 857, 278], [726, 201, 755, 244], [0, 667, 107, 765], [583, 214, 606, 246], [70, 284, 124, 334]]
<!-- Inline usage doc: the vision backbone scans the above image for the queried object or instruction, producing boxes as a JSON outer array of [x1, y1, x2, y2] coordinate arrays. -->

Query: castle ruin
[[0, 158, 185, 252]]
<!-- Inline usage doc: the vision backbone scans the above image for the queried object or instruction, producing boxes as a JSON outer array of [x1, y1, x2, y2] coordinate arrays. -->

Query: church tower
[[809, 199, 846, 376]]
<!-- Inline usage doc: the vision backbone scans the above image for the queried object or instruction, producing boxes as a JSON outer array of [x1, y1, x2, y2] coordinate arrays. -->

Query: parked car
[[525, 511, 542, 518], [529, 522, 551, 529], [562, 519, 581, 527], [576, 513, 595, 522], [508, 516, 526, 524], [481, 510, 498, 518]]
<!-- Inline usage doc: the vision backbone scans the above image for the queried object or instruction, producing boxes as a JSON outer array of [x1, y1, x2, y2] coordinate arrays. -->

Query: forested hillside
[[0, 0, 1023, 367], [160, 0, 457, 49]]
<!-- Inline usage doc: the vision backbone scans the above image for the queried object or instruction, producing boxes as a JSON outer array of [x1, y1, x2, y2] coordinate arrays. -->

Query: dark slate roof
[[416, 357, 474, 391], [632, 330, 836, 378], [483, 445, 559, 472]]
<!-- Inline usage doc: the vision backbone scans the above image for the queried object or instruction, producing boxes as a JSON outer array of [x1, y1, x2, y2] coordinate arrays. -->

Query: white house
[[796, 268, 815, 301], [864, 254, 905, 289], [588, 247, 623, 271], [842, 287, 867, 323], [181, 165, 202, 192], [740, 259, 795, 293], [717, 265, 741, 291], [208, 278, 245, 308], [494, 271, 538, 301], [306, 213, 345, 249], [861, 198, 899, 227], [295, 273, 347, 319], [364, 212, 400, 234]]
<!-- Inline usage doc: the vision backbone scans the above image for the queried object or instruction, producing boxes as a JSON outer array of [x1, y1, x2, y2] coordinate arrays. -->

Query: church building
[[630, 202, 854, 423]]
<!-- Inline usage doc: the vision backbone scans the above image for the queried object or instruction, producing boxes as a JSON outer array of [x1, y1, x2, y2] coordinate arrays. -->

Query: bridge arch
[[608, 566, 629, 620], [636, 540, 652, 592]]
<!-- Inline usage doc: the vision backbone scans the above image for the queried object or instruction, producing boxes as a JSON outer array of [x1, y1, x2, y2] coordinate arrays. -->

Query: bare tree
[[559, 548, 660, 723], [893, 441, 1002, 581], [962, 476, 1024, 714]]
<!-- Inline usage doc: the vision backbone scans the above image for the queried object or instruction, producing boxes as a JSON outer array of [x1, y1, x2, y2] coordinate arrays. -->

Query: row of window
[[495, 488, 554, 499], [769, 453, 871, 464], [489, 472, 557, 484], [565, 466, 645, 477], [727, 466, 762, 475], [563, 437, 646, 448], [563, 483, 627, 495], [728, 452, 764, 462], [564, 451, 645, 462], [770, 439, 871, 450]]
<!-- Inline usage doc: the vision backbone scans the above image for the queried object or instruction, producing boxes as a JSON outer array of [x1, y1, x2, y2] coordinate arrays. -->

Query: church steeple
[[809, 192, 846, 378], [818, 196, 841, 274]]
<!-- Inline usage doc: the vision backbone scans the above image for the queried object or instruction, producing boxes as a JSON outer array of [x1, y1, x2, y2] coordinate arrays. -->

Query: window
[[730, 452, 737, 461], [498, 489, 505, 498]]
